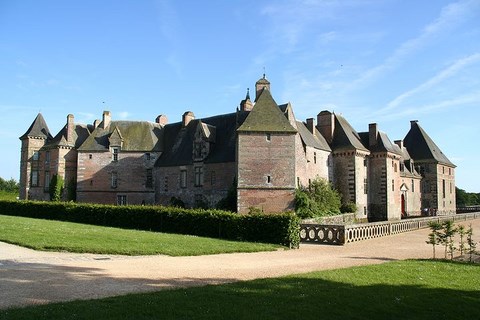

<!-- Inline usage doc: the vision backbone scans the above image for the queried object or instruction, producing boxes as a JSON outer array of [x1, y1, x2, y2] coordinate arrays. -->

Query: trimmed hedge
[[0, 200, 300, 248]]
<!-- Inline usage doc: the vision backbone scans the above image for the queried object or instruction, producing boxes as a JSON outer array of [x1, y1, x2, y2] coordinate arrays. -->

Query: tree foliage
[[456, 187, 480, 206], [0, 177, 19, 193], [49, 174, 64, 201], [295, 178, 341, 219]]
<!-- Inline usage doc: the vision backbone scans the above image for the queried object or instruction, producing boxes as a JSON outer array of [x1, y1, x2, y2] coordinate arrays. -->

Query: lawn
[[0, 214, 281, 256], [0, 260, 478, 319]]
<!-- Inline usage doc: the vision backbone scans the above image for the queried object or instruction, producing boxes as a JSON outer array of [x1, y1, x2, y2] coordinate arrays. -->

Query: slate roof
[[237, 89, 297, 133], [296, 121, 331, 152], [359, 131, 402, 155], [331, 114, 369, 152], [155, 111, 249, 167], [45, 124, 92, 149], [403, 121, 455, 167], [19, 113, 53, 140], [78, 121, 163, 152]]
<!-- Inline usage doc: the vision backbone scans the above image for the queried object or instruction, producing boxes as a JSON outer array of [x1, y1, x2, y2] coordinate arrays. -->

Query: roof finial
[[246, 88, 250, 100], [263, 66, 266, 79]]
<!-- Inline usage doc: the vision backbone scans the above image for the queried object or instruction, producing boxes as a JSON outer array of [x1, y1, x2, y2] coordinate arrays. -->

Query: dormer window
[[194, 142, 203, 159], [112, 147, 119, 162]]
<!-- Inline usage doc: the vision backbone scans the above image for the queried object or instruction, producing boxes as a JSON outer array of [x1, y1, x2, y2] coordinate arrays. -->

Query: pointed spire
[[19, 113, 53, 140]]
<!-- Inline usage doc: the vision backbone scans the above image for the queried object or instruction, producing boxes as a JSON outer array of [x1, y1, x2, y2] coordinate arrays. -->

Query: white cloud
[[118, 111, 130, 119], [351, 0, 480, 88], [382, 53, 480, 112]]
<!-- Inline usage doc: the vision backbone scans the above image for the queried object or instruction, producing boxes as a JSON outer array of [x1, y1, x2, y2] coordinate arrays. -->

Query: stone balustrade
[[300, 212, 480, 245]]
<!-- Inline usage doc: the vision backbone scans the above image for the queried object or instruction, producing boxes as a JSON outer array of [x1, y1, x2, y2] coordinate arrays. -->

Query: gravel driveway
[[1, 219, 478, 310]]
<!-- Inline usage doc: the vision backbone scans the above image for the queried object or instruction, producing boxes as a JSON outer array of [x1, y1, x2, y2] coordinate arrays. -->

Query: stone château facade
[[19, 75, 456, 221]]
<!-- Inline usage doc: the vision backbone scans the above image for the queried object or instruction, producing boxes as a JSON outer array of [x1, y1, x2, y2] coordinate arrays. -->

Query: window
[[146, 169, 153, 188], [194, 142, 202, 159], [180, 170, 187, 188], [112, 147, 119, 162], [32, 151, 39, 161], [442, 179, 445, 198], [449, 168, 451, 175], [145, 153, 151, 160], [411, 179, 415, 192], [117, 195, 127, 206], [45, 151, 50, 163], [194, 166, 203, 187], [364, 178, 368, 194], [31, 170, 39, 187], [450, 182, 453, 194], [392, 179, 395, 191], [442, 166, 445, 174], [111, 172, 118, 188], [89, 154, 93, 160], [297, 177, 300, 187], [364, 159, 367, 167], [267, 175, 272, 184], [44, 171, 50, 190], [266, 133, 271, 142], [211, 171, 216, 185], [314, 152, 317, 164], [164, 176, 169, 192]]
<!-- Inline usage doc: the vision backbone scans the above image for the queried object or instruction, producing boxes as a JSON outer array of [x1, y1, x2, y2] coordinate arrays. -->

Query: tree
[[49, 174, 64, 201], [295, 178, 341, 219], [216, 178, 237, 212], [440, 220, 457, 260], [466, 224, 477, 263], [426, 221, 442, 259], [0, 177, 19, 193]]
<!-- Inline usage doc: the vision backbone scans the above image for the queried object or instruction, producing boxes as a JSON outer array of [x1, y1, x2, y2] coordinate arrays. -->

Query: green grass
[[0, 191, 18, 201], [1, 260, 478, 319], [0, 214, 281, 256]]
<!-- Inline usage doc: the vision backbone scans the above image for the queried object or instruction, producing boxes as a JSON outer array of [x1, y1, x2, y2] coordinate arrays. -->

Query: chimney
[[255, 74, 270, 101], [156, 114, 168, 126], [306, 118, 315, 135], [182, 111, 194, 127], [369, 123, 378, 147], [66, 114, 74, 144], [394, 140, 404, 150], [317, 111, 334, 144], [102, 111, 111, 129], [410, 120, 418, 128], [93, 119, 101, 129]]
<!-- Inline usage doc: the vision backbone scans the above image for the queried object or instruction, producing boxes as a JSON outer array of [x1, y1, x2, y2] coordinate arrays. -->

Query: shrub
[[49, 174, 64, 201], [340, 202, 357, 213], [295, 178, 341, 218], [0, 200, 300, 247]]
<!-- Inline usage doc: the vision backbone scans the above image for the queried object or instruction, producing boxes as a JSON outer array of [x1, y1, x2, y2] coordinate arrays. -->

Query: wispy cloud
[[381, 53, 480, 112], [118, 111, 130, 119], [351, 0, 480, 88]]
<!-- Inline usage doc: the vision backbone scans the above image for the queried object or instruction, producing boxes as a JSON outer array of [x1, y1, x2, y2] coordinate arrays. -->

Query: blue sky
[[1, 0, 479, 192]]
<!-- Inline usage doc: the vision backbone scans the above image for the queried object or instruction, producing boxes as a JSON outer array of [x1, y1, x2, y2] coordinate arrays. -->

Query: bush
[[49, 174, 64, 201], [340, 202, 357, 213], [295, 178, 341, 218], [0, 200, 300, 248], [0, 177, 19, 193]]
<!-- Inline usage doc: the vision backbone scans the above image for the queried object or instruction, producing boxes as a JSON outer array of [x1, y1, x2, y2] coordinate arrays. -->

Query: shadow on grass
[[1, 260, 478, 320]]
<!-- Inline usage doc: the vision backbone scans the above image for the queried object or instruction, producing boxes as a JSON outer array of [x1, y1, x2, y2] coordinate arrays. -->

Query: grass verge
[[0, 214, 281, 256], [1, 260, 478, 319]]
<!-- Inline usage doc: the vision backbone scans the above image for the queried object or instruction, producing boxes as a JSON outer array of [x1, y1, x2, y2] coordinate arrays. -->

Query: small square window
[[117, 195, 127, 206], [266, 133, 271, 142], [89, 154, 93, 160], [267, 175, 272, 184]]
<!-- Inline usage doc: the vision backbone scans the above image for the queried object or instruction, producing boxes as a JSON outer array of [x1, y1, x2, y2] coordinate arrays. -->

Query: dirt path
[[1, 219, 479, 310]]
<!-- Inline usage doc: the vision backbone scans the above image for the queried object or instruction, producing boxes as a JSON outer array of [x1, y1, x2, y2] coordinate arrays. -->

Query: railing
[[300, 212, 480, 245], [457, 206, 480, 214]]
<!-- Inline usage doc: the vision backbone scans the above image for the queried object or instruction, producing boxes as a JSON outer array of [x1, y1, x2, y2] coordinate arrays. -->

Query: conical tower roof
[[19, 113, 53, 140]]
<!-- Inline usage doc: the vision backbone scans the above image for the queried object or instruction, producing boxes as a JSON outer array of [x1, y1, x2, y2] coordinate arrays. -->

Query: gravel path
[[1, 219, 479, 310]]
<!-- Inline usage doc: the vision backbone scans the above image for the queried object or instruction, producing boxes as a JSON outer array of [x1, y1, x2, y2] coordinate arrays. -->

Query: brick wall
[[237, 132, 296, 213]]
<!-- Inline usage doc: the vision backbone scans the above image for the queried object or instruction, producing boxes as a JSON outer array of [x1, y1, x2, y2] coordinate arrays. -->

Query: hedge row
[[0, 200, 300, 248]]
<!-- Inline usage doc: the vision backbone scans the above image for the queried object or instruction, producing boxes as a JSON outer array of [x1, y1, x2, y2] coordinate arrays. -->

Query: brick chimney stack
[[369, 123, 378, 147], [306, 118, 316, 136], [156, 114, 168, 126], [317, 111, 334, 144], [66, 114, 74, 144], [102, 111, 111, 129], [182, 111, 194, 127]]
